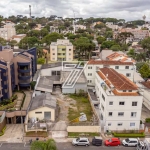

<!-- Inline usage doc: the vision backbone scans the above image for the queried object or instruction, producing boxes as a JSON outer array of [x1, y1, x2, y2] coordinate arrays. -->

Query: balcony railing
[[18, 69, 31, 73], [18, 75, 31, 80]]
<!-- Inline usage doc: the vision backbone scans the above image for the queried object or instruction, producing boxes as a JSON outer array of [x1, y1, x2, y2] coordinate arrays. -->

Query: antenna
[[29, 5, 31, 19], [73, 10, 76, 34]]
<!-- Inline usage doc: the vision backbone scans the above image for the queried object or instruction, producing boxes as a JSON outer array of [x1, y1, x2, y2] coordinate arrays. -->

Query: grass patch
[[68, 132, 99, 138], [26, 131, 48, 137], [0, 126, 6, 136], [68, 94, 93, 121], [113, 132, 145, 138]]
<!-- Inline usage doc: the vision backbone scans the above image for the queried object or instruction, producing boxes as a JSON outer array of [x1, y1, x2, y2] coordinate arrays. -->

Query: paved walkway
[[22, 91, 32, 110]]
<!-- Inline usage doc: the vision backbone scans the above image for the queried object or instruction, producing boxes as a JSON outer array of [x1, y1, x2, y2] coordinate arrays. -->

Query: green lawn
[[68, 132, 99, 138], [26, 131, 48, 137], [68, 94, 93, 122]]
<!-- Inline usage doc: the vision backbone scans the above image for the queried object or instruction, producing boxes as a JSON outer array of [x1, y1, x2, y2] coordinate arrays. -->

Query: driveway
[[0, 124, 24, 143]]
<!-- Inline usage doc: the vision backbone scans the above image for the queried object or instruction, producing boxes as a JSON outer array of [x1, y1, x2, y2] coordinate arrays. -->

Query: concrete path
[[22, 91, 32, 110]]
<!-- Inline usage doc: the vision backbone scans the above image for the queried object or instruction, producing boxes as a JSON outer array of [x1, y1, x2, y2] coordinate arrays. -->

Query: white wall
[[66, 45, 73, 61], [50, 45, 57, 61], [28, 106, 55, 121], [40, 66, 62, 76]]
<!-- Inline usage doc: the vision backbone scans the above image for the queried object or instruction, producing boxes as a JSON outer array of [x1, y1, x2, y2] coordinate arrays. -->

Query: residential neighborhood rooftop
[[88, 59, 134, 65], [98, 68, 138, 91], [141, 80, 150, 89]]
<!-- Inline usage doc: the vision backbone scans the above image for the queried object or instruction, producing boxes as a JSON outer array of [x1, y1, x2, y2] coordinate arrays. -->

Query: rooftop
[[88, 59, 133, 65], [41, 62, 62, 69], [141, 81, 150, 89], [29, 93, 57, 111], [98, 68, 138, 91]]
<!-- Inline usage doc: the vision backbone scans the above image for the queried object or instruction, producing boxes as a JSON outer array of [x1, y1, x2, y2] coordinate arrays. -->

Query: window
[[52, 53, 55, 55], [118, 123, 122, 126], [129, 90, 132, 92], [69, 49, 71, 51], [102, 94, 105, 101], [123, 90, 126, 92], [115, 66, 119, 69], [88, 73, 92, 76], [108, 112, 113, 116], [101, 104, 104, 111], [88, 66, 92, 69], [125, 66, 129, 69], [130, 123, 135, 126], [35, 112, 42, 114], [88, 80, 92, 83], [131, 112, 137, 117], [69, 53, 71, 55], [119, 102, 125, 105], [109, 101, 113, 105], [52, 71, 56, 75], [126, 73, 131, 77], [108, 123, 111, 126], [132, 102, 137, 106], [118, 112, 124, 116]]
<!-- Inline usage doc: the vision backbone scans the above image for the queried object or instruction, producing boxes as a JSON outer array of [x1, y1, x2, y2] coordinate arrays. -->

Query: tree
[[9, 40, 17, 47], [104, 31, 113, 38], [64, 21, 71, 27], [127, 49, 135, 58], [101, 41, 116, 50], [37, 58, 45, 64], [117, 32, 134, 44], [74, 37, 95, 60], [94, 23, 106, 29], [110, 45, 121, 51], [139, 63, 150, 78], [97, 36, 106, 44], [31, 139, 57, 150], [42, 33, 63, 46], [141, 37, 150, 52], [0, 37, 7, 45]]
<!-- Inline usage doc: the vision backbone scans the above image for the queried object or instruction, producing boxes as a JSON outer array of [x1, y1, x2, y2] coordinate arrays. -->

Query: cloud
[[1, 0, 150, 21]]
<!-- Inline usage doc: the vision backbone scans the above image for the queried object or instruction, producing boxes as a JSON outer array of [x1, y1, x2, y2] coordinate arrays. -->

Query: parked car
[[72, 137, 90, 146], [122, 138, 138, 147], [92, 136, 103, 146], [104, 138, 121, 146]]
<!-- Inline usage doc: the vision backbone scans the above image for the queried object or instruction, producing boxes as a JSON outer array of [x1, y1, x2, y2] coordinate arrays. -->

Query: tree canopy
[[139, 63, 150, 78]]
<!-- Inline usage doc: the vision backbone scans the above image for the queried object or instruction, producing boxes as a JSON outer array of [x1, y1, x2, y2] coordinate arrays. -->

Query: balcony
[[17, 62, 30, 66], [18, 75, 31, 80], [19, 80, 30, 87], [18, 68, 30, 73], [57, 55, 66, 58]]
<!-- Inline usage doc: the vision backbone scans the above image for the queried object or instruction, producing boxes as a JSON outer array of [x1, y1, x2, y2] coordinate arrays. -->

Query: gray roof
[[36, 76, 60, 92], [29, 93, 57, 111], [41, 62, 62, 69]]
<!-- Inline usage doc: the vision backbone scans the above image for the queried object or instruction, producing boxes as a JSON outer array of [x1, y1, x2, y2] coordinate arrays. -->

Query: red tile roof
[[106, 52, 122, 60], [88, 59, 133, 65], [141, 81, 150, 89], [97, 68, 138, 91]]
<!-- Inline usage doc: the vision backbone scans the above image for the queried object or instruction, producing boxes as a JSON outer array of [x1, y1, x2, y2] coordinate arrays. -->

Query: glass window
[[125, 66, 129, 69], [108, 112, 113, 116], [108, 123, 111, 126], [126, 73, 131, 77], [109, 101, 113, 105], [131, 112, 137, 117], [102, 94, 105, 101], [130, 123, 135, 126], [119, 102, 125, 105], [118, 123, 122, 126], [132, 102, 137, 106], [118, 112, 124, 116], [115, 66, 119, 69]]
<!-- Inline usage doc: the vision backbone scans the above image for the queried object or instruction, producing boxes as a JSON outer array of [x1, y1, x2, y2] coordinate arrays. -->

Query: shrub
[[113, 132, 145, 138], [145, 118, 150, 123], [0, 126, 6, 136]]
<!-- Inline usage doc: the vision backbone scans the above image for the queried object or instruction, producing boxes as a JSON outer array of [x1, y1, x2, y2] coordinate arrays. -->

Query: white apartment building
[[105, 22, 119, 31], [50, 39, 73, 61], [95, 68, 143, 131], [0, 21, 16, 40], [74, 25, 86, 31], [84, 60, 135, 86]]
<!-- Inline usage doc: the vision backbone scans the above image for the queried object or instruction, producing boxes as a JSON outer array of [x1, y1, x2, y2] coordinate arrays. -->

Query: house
[[95, 68, 143, 131], [50, 39, 73, 61], [74, 25, 86, 31], [84, 59, 135, 87], [105, 22, 119, 31], [12, 34, 26, 43]]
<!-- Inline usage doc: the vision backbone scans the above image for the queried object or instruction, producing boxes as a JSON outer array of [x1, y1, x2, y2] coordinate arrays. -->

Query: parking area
[[0, 124, 23, 143]]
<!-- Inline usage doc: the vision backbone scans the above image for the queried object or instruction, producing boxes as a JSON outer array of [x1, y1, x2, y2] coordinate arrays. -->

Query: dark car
[[92, 136, 103, 146]]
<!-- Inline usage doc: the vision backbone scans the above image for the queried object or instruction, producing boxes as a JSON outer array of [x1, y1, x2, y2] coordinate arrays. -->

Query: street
[[0, 143, 137, 150]]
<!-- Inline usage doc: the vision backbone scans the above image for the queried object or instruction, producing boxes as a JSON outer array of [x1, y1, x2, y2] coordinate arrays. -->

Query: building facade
[[95, 68, 143, 131], [50, 39, 73, 61], [84, 60, 135, 86]]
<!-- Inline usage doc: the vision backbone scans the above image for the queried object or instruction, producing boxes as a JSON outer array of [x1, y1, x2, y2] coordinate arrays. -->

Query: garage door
[[44, 112, 51, 120]]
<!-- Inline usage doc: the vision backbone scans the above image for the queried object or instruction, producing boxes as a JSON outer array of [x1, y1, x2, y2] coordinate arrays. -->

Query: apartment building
[[0, 47, 37, 101], [95, 68, 143, 131], [50, 39, 73, 61], [74, 25, 86, 31], [12, 34, 26, 43], [0, 21, 16, 40], [84, 60, 135, 86]]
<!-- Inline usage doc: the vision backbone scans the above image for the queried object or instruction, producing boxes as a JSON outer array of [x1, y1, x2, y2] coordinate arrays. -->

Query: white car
[[72, 137, 90, 146], [122, 138, 138, 147]]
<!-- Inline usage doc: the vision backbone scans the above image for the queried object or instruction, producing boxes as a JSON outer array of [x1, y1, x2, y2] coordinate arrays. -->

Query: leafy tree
[[139, 63, 150, 78], [135, 53, 146, 62], [104, 31, 113, 38], [117, 32, 134, 44], [0, 37, 7, 45], [127, 49, 135, 58], [40, 28, 49, 38], [94, 23, 106, 29], [110, 45, 121, 51], [42, 33, 63, 46], [64, 21, 71, 27], [101, 41, 116, 50], [37, 58, 45, 64], [121, 44, 128, 51], [9, 40, 17, 47], [141, 37, 150, 52], [31, 139, 57, 150], [97, 36, 106, 44], [136, 62, 146, 71]]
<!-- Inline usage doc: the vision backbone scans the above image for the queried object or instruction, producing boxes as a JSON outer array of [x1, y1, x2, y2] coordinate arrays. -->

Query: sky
[[1, 0, 150, 21]]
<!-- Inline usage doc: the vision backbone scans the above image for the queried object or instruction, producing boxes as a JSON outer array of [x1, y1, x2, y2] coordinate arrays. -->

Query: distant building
[[74, 25, 86, 31], [12, 34, 26, 43], [50, 39, 73, 61], [105, 22, 119, 30], [0, 21, 16, 40]]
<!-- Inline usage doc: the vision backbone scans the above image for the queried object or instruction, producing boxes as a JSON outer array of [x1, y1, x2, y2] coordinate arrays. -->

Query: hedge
[[68, 132, 100, 138], [0, 126, 6, 136], [0, 101, 17, 111], [113, 132, 145, 138]]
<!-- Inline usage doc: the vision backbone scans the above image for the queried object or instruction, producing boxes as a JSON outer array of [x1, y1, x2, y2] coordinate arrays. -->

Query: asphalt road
[[0, 143, 137, 150]]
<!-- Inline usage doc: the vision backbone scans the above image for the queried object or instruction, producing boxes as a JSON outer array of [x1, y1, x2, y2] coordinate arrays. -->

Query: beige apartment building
[[50, 39, 73, 61], [0, 21, 16, 40]]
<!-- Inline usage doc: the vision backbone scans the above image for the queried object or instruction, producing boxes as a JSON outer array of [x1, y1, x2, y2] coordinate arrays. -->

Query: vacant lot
[[68, 94, 93, 122]]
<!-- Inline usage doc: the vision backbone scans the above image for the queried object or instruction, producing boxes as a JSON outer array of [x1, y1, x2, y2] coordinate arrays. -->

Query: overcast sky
[[1, 0, 150, 21]]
